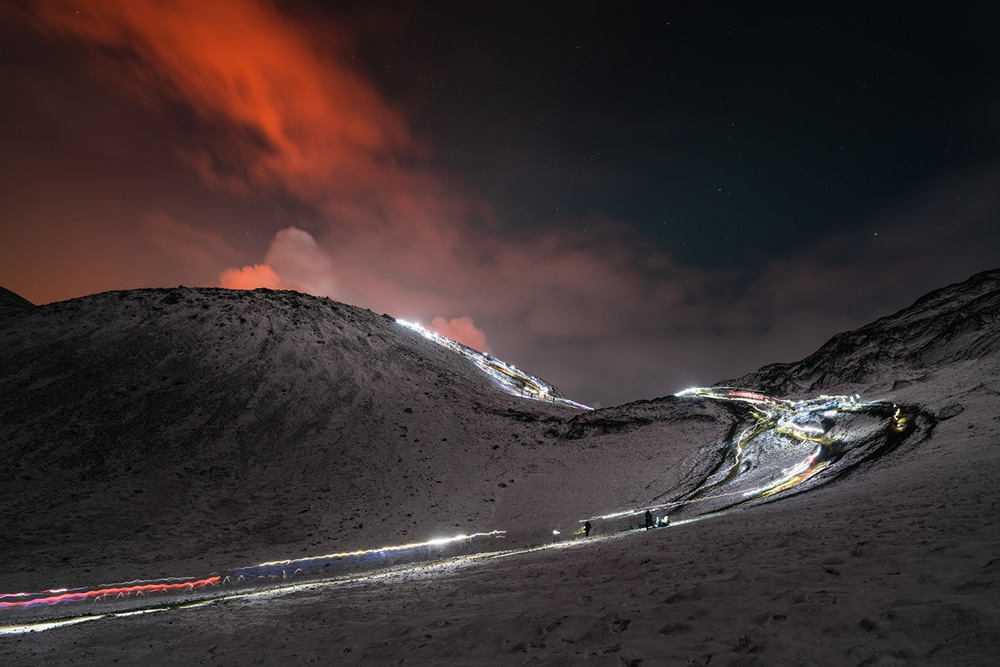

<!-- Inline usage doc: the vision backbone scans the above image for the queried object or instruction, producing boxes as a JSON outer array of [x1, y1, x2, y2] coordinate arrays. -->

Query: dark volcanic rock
[[0, 286, 36, 313]]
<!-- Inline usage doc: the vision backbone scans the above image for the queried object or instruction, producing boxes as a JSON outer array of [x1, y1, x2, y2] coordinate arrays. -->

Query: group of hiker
[[560, 510, 669, 541], [644, 509, 670, 530]]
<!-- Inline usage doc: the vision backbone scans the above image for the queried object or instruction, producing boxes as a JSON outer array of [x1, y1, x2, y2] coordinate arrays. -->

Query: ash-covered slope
[[0, 287, 35, 313], [0, 287, 731, 591], [5, 270, 997, 596], [725, 268, 1000, 397], [694, 268, 1000, 516], [4, 274, 999, 663]]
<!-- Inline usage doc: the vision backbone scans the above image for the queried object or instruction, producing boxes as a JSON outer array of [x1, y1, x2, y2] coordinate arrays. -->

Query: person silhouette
[[584, 521, 592, 537], [644, 510, 653, 530]]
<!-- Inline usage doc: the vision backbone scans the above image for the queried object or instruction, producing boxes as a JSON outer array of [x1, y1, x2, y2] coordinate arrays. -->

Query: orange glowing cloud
[[218, 264, 288, 291], [219, 227, 345, 299], [25, 0, 414, 196], [16, 0, 726, 406]]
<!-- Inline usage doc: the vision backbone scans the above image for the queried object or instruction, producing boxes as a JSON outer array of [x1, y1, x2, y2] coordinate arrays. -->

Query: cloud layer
[[17, 0, 1000, 406], [25, 0, 413, 197]]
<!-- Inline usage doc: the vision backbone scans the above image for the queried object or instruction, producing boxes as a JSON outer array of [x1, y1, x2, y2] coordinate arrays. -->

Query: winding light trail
[[579, 386, 911, 527], [2, 387, 915, 634]]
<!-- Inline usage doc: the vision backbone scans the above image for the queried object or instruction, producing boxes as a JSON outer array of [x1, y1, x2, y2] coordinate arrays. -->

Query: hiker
[[644, 509, 654, 530], [584, 520, 592, 537], [656, 515, 670, 528]]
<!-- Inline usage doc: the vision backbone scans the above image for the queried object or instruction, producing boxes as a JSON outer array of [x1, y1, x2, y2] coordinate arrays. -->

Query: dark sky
[[2, 1, 998, 407]]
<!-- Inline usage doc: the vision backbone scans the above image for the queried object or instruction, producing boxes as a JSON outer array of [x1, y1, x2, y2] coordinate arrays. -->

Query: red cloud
[[22, 0, 697, 403], [24, 0, 414, 197], [219, 264, 288, 291], [30, 0, 980, 407]]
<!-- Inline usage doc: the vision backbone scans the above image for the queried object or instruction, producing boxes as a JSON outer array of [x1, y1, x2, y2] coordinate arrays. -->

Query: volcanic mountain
[[1, 270, 998, 664], [0, 286, 730, 591]]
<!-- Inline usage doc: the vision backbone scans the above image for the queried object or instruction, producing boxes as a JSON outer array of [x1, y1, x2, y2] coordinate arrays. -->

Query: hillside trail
[[0, 384, 929, 632]]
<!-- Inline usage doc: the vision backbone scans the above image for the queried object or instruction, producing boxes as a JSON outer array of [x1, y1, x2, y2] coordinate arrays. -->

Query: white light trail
[[255, 531, 506, 568], [396, 319, 592, 410], [0, 615, 103, 635]]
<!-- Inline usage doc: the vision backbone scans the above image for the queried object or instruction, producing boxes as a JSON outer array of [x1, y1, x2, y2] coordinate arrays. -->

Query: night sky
[[2, 1, 998, 407]]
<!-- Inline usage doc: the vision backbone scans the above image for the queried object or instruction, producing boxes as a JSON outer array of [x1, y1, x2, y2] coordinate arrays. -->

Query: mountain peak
[[0, 286, 36, 311], [722, 268, 1000, 396]]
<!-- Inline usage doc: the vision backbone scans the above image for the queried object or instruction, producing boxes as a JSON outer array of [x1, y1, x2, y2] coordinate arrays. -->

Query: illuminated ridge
[[396, 320, 592, 410]]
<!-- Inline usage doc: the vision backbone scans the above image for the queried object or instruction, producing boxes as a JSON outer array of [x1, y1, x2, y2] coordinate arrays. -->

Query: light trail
[[252, 531, 505, 569], [0, 615, 105, 635], [396, 319, 592, 410], [0, 600, 217, 636], [2, 384, 917, 634], [0, 577, 222, 610], [0, 532, 507, 612], [0, 532, 630, 636], [580, 387, 913, 528]]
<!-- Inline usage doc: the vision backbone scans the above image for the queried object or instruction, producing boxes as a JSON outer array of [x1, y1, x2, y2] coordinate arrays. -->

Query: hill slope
[[1, 271, 999, 664], [725, 268, 1000, 397], [0, 287, 730, 590]]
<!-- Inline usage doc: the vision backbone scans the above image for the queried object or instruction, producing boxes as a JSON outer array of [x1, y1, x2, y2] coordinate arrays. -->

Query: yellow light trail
[[581, 387, 902, 526]]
